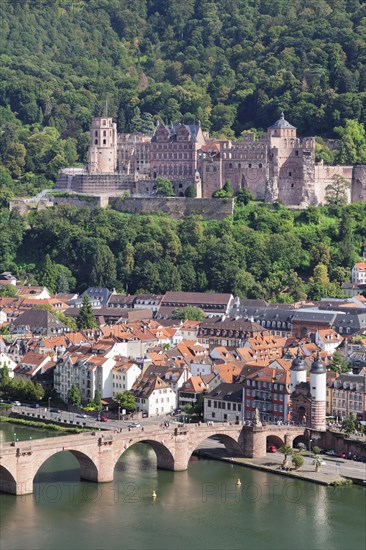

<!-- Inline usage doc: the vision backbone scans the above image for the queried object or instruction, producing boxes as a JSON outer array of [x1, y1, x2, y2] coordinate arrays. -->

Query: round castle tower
[[289, 349, 307, 393], [309, 352, 327, 431], [88, 117, 117, 174]]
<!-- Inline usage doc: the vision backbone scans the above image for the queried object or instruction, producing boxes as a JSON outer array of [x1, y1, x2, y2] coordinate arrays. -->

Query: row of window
[[333, 391, 363, 399], [154, 153, 193, 160], [246, 380, 284, 391], [207, 400, 242, 411], [155, 397, 171, 403]]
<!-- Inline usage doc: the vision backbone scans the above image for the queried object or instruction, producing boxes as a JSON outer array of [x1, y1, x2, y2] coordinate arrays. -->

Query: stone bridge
[[0, 423, 307, 495]]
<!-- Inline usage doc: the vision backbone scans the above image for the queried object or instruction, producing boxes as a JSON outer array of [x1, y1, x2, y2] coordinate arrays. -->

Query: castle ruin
[[56, 113, 365, 206]]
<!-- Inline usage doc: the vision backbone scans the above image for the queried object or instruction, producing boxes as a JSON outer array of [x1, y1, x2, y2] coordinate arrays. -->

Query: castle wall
[[56, 173, 136, 194], [351, 165, 366, 203], [222, 138, 269, 196], [109, 197, 234, 220], [314, 165, 353, 204]]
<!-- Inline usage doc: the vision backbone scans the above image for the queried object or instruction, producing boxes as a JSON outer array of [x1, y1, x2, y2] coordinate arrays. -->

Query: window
[[208, 400, 211, 407]]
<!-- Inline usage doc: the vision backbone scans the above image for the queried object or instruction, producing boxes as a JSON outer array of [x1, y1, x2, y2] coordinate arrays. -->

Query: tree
[[213, 180, 233, 198], [325, 174, 350, 206], [278, 445, 293, 469], [40, 254, 58, 294], [335, 120, 366, 165], [337, 210, 356, 268], [172, 306, 205, 321], [0, 284, 17, 297], [156, 177, 175, 197], [236, 188, 255, 205], [184, 185, 196, 198], [93, 389, 103, 411], [315, 137, 335, 165], [0, 365, 11, 388], [329, 351, 349, 374], [115, 391, 136, 412], [68, 383, 81, 406], [310, 243, 331, 268], [341, 413, 357, 436], [193, 392, 204, 415], [292, 453, 304, 470], [76, 295, 97, 329]]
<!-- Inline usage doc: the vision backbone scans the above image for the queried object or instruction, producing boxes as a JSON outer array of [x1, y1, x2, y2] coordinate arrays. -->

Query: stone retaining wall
[[109, 197, 234, 220]]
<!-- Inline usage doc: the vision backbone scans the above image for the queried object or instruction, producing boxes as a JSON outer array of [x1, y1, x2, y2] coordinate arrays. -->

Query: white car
[[12, 401, 21, 406]]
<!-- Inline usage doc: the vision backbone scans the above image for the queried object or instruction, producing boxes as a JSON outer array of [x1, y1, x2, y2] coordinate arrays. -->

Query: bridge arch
[[266, 434, 285, 449], [292, 434, 309, 450], [114, 439, 175, 472], [0, 465, 17, 494], [33, 449, 99, 484], [188, 432, 244, 462]]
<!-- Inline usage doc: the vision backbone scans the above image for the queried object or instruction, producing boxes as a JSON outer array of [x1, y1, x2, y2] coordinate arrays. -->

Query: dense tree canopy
[[1, 200, 364, 302], [1, 0, 366, 192]]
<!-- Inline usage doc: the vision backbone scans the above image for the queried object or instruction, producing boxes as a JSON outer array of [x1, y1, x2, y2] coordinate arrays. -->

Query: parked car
[[267, 445, 278, 453], [99, 415, 108, 422], [30, 403, 40, 408], [12, 401, 21, 406], [128, 422, 141, 428], [336, 452, 347, 459], [325, 450, 337, 456]]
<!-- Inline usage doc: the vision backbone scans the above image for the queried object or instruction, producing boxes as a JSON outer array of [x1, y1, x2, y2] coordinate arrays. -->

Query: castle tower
[[267, 112, 296, 138], [309, 352, 327, 431], [289, 349, 307, 393], [88, 117, 117, 174]]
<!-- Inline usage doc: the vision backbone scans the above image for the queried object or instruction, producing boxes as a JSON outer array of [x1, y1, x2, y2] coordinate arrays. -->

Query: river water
[[1, 424, 365, 550]]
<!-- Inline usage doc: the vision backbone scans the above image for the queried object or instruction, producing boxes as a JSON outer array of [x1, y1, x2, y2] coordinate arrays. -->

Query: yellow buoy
[[236, 478, 241, 486], [152, 491, 157, 499]]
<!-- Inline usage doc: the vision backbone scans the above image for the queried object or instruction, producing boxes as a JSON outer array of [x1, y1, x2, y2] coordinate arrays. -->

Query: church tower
[[289, 349, 307, 393], [88, 116, 117, 174], [309, 352, 327, 431]]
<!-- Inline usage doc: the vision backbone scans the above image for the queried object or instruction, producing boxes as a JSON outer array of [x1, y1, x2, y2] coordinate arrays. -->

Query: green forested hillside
[[1, 202, 365, 302], [1, 0, 366, 191]]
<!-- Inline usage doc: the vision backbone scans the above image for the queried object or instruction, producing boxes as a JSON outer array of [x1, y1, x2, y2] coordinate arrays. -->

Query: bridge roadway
[[0, 422, 306, 495]]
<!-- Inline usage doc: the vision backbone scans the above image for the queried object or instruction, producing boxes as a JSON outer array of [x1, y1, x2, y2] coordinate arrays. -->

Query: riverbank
[[196, 448, 359, 486], [0, 416, 91, 434]]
